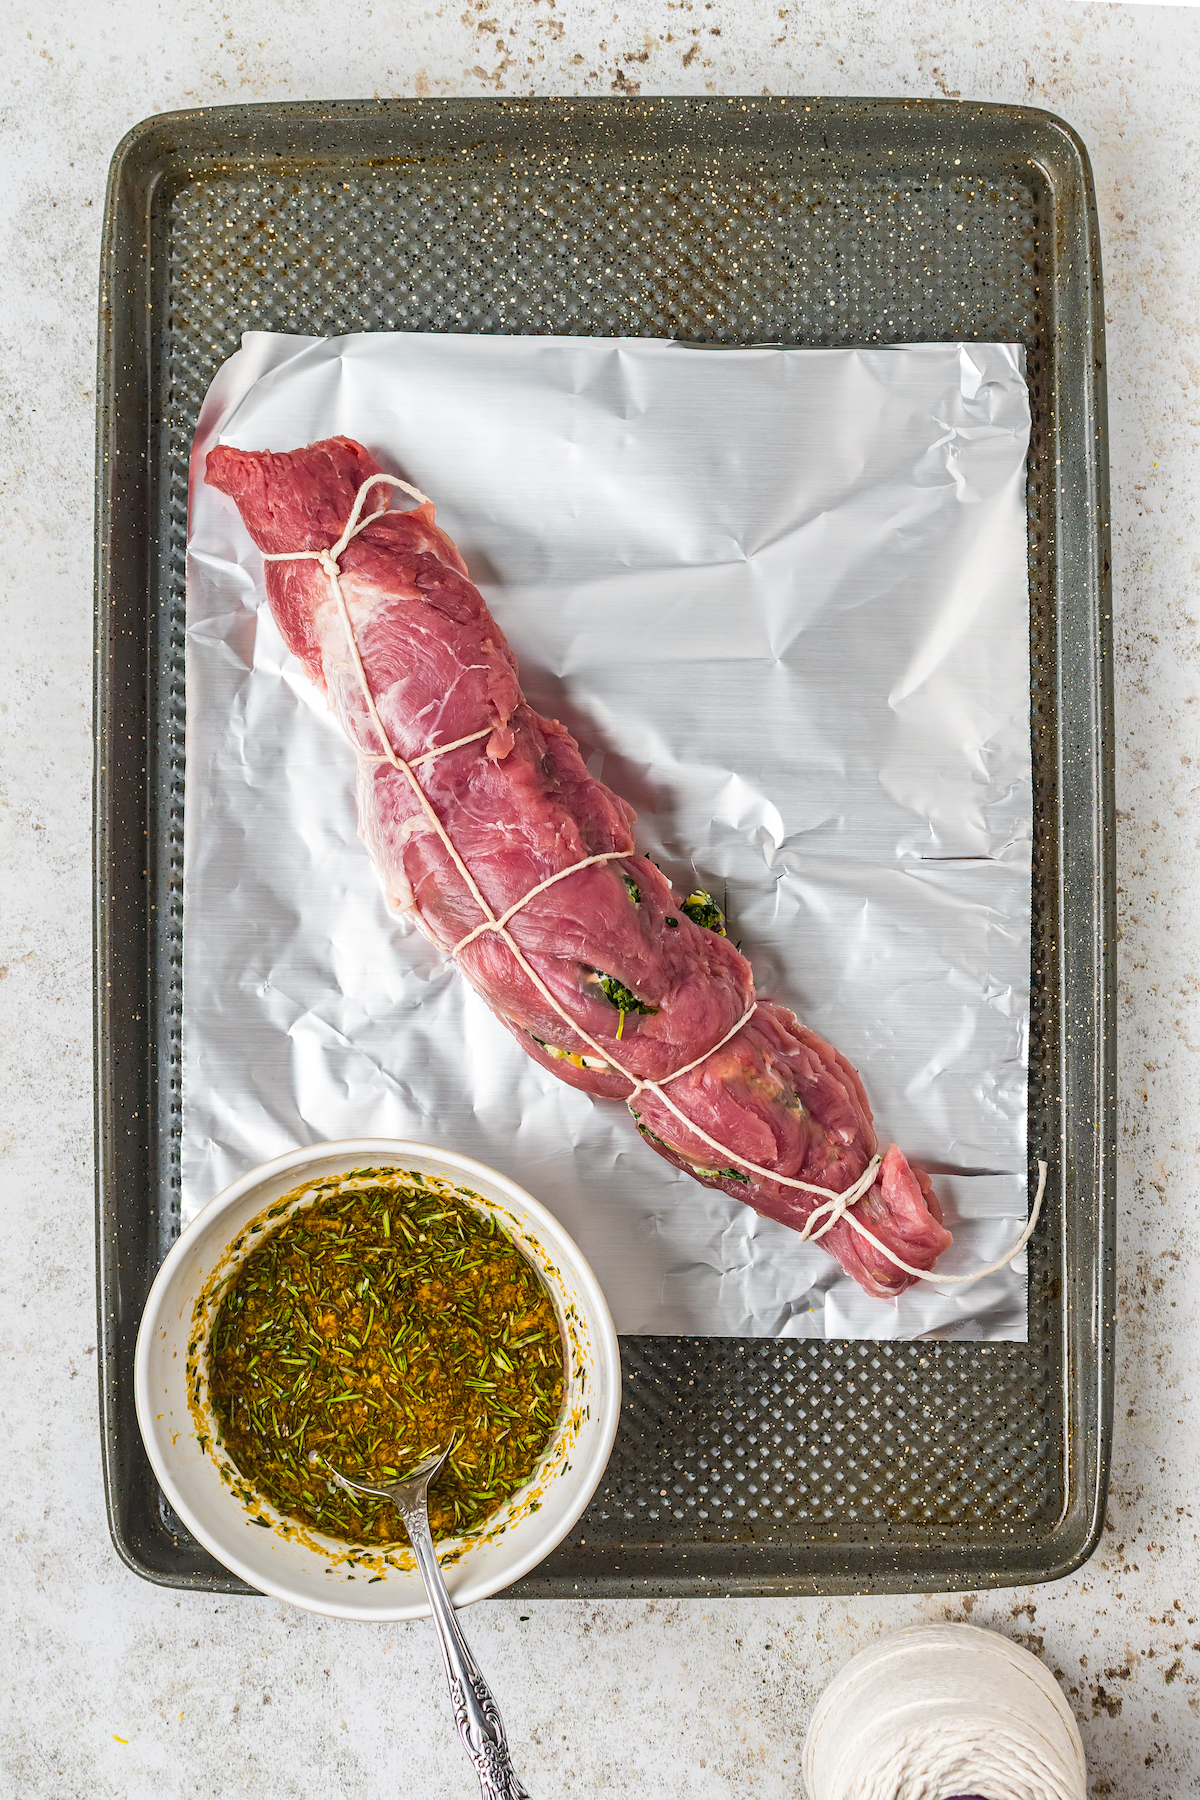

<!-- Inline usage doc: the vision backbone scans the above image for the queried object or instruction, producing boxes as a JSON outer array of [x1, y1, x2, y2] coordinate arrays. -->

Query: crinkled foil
[[185, 332, 1032, 1341]]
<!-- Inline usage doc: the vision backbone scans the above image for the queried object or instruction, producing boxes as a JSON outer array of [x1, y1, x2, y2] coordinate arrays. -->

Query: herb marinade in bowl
[[207, 1173, 566, 1545], [135, 1140, 620, 1620]]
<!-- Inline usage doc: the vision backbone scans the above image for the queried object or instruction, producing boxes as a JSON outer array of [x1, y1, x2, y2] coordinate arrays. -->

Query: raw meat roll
[[206, 436, 952, 1297]]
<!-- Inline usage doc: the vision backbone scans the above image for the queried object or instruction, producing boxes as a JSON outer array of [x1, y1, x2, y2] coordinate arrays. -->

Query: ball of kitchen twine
[[802, 1622, 1087, 1800]]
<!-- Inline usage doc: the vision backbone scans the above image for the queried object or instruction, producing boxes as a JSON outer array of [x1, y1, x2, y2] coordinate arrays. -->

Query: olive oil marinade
[[207, 1175, 566, 1543]]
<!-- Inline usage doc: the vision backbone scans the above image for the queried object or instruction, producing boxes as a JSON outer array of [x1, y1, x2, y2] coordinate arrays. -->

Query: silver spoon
[[327, 1439, 532, 1800]]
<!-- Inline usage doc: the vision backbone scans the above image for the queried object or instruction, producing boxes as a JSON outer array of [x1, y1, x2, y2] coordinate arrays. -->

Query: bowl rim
[[134, 1136, 621, 1618]]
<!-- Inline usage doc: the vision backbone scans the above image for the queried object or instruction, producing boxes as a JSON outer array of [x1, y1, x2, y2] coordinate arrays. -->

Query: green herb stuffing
[[633, 1117, 670, 1149], [596, 973, 658, 1016], [681, 890, 727, 935], [207, 1177, 565, 1546], [621, 873, 641, 907], [634, 1120, 749, 1186]]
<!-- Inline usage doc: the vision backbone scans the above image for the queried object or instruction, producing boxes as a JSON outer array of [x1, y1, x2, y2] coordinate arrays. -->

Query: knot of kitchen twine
[[263, 472, 1048, 1287]]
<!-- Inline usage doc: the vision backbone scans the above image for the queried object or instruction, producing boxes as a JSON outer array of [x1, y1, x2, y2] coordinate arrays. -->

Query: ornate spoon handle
[[398, 1494, 532, 1800]]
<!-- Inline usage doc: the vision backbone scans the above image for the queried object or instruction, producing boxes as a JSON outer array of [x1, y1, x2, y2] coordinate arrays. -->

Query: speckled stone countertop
[[1, 2, 1196, 1794]]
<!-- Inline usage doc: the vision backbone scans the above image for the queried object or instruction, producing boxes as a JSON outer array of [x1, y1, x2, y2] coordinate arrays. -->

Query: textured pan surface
[[95, 96, 1114, 1595]]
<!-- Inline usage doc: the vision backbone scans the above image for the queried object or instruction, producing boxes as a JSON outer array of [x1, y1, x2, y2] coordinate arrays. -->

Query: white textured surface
[[0, 2, 1197, 1795]]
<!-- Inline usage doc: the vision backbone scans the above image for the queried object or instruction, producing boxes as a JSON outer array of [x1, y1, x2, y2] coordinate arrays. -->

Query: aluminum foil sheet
[[185, 332, 1033, 1341]]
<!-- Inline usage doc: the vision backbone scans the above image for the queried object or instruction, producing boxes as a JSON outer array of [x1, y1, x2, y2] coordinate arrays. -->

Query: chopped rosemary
[[207, 1174, 565, 1546]]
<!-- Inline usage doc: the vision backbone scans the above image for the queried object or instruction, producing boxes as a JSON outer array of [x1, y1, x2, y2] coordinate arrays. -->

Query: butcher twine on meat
[[205, 436, 1046, 1301]]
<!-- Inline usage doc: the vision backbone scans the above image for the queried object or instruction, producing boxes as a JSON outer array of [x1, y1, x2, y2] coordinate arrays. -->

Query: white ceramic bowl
[[135, 1139, 620, 1620]]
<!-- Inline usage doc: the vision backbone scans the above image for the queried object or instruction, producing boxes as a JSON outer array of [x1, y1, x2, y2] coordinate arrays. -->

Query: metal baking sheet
[[95, 96, 1113, 1596], [185, 331, 1034, 1342]]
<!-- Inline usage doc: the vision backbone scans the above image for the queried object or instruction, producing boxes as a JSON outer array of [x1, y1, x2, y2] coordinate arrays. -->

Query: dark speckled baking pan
[[94, 96, 1113, 1596]]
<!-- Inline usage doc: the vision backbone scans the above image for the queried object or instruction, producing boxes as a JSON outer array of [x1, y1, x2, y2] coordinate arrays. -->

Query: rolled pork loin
[[205, 435, 952, 1298]]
